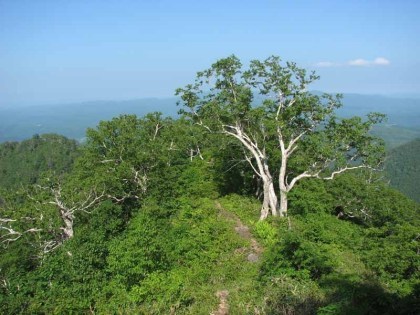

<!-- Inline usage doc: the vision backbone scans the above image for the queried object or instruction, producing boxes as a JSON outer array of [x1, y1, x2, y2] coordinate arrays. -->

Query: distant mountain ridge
[[338, 93, 420, 128], [0, 98, 179, 143], [0, 93, 419, 146]]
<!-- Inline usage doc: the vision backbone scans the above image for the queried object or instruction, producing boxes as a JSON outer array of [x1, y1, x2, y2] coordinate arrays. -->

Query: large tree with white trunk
[[176, 55, 385, 219]]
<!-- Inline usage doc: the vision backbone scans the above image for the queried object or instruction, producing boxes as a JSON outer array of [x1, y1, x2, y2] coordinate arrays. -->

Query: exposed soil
[[210, 202, 264, 314], [211, 290, 229, 315], [215, 201, 263, 263]]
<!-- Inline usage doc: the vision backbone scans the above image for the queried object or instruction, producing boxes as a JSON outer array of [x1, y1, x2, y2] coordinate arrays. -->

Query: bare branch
[[0, 225, 22, 244], [244, 153, 262, 177], [0, 223, 42, 246], [196, 120, 213, 133], [0, 218, 16, 223], [223, 126, 266, 178], [321, 165, 373, 180], [286, 130, 306, 155], [132, 168, 148, 193], [152, 122, 164, 140], [100, 159, 120, 164], [41, 240, 62, 254], [189, 147, 204, 161], [287, 171, 318, 192]]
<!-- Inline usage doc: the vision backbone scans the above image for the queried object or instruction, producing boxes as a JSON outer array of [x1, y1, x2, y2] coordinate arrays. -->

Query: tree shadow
[[318, 274, 419, 315]]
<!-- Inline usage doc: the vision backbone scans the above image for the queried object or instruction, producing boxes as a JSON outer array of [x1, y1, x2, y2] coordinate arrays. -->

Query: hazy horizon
[[2, 91, 420, 110], [1, 1, 419, 107]]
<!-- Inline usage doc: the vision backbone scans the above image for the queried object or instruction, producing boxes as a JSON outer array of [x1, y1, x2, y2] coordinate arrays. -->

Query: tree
[[176, 55, 385, 219], [78, 112, 192, 200]]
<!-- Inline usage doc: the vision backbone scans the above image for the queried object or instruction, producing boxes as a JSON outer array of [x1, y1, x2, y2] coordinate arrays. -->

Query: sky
[[0, 0, 419, 106]]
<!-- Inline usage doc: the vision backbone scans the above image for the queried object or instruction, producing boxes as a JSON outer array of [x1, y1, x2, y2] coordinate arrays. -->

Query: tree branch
[[287, 171, 318, 191], [320, 165, 372, 180]]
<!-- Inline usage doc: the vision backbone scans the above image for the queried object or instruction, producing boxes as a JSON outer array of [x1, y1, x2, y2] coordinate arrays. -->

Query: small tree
[[176, 55, 385, 219]]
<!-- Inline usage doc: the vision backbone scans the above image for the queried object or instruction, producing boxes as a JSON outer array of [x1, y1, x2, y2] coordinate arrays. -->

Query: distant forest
[[385, 138, 420, 202]]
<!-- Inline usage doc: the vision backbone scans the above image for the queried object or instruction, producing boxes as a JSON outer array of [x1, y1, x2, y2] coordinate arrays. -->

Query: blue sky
[[0, 0, 419, 106]]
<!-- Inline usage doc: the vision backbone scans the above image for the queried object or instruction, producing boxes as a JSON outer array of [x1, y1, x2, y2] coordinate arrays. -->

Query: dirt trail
[[210, 202, 263, 314], [211, 290, 229, 315], [215, 201, 263, 263]]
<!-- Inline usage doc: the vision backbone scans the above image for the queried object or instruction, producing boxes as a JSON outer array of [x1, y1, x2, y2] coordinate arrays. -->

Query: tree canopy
[[177, 55, 385, 218], [0, 133, 79, 189]]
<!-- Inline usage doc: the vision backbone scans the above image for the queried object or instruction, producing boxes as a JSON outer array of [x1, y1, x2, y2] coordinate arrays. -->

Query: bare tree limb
[[320, 165, 373, 180]]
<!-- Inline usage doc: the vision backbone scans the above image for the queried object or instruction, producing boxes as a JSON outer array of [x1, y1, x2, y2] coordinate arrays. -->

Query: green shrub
[[254, 220, 278, 247]]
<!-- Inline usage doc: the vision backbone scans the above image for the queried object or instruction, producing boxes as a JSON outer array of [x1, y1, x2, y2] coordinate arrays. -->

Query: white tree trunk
[[278, 148, 288, 216], [279, 189, 288, 217], [60, 210, 74, 239], [223, 125, 279, 220], [260, 176, 279, 220], [268, 181, 278, 216], [260, 188, 270, 220]]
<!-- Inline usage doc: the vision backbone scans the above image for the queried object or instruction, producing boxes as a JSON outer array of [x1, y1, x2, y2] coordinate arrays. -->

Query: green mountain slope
[[372, 125, 420, 150], [385, 138, 420, 202], [0, 134, 79, 189]]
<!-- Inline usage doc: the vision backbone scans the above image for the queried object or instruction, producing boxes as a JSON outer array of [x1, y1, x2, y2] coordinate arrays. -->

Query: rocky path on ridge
[[215, 201, 263, 263], [210, 202, 264, 314]]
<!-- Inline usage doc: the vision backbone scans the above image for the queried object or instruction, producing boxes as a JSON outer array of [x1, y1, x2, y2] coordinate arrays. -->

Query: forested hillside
[[0, 134, 79, 189], [385, 138, 420, 202], [0, 56, 418, 314]]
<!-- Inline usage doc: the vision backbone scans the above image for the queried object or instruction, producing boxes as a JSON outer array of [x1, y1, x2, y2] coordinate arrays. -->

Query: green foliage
[[0, 133, 79, 189], [0, 201, 127, 313], [325, 172, 419, 227], [262, 274, 324, 315], [96, 194, 263, 314], [177, 55, 385, 218], [105, 203, 171, 292], [288, 178, 334, 215], [175, 158, 219, 199], [259, 208, 419, 314], [385, 138, 420, 202], [254, 220, 278, 247], [0, 185, 64, 258], [362, 223, 420, 295], [218, 194, 261, 224], [77, 114, 172, 200], [261, 214, 364, 280]]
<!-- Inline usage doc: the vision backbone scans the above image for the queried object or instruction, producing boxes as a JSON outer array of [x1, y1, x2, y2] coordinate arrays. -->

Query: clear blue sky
[[0, 0, 419, 106]]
